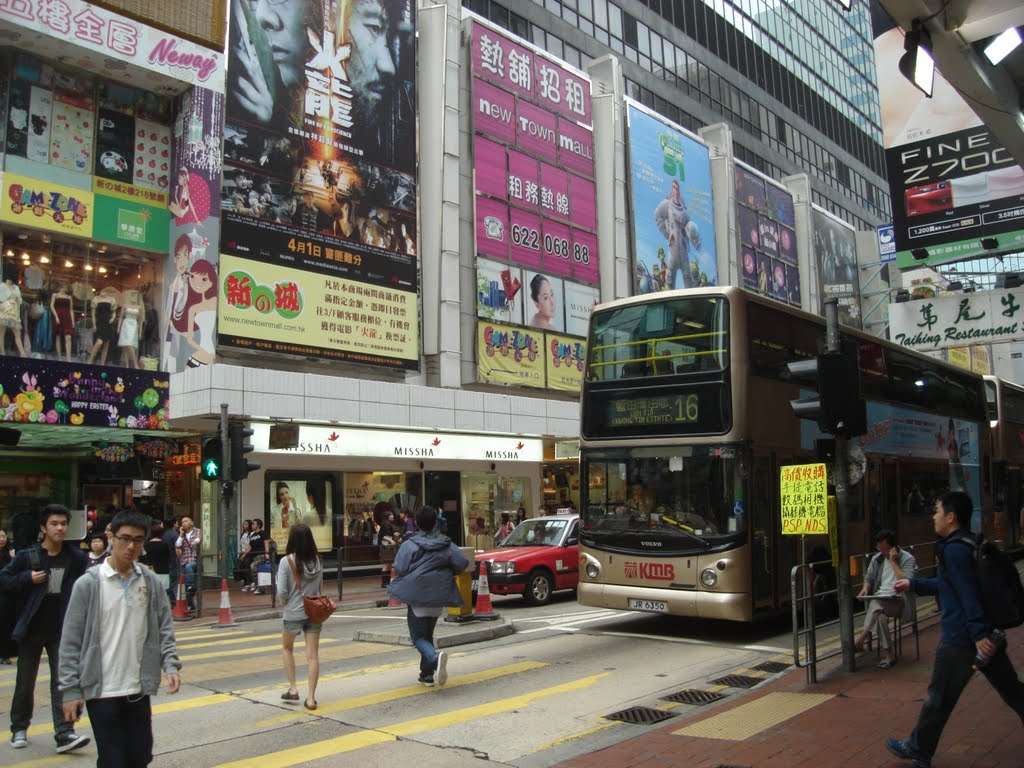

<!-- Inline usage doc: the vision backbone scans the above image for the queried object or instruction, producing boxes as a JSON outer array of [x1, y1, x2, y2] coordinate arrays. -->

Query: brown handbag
[[287, 555, 336, 624]]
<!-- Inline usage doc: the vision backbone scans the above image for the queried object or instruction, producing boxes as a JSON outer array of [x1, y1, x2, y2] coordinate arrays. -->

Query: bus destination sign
[[609, 394, 699, 428], [583, 381, 729, 438]]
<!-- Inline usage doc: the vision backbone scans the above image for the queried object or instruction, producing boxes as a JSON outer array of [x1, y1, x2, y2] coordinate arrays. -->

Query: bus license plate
[[629, 598, 668, 612]]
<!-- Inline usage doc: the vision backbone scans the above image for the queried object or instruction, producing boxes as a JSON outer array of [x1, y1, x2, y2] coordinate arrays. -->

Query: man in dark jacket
[[886, 491, 1024, 768], [387, 506, 468, 688], [0, 504, 90, 753]]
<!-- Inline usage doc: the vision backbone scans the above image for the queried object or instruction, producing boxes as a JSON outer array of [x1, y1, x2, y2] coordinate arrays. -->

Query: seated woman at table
[[855, 529, 917, 668]]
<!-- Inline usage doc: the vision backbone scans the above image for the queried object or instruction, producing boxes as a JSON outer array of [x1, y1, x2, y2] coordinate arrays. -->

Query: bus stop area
[[558, 617, 1024, 768]]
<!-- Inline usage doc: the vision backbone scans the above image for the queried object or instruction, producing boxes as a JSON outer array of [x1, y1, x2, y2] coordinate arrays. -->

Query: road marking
[[253, 660, 550, 726], [231, 650, 417, 696], [594, 629, 789, 654], [175, 633, 284, 650], [180, 639, 337, 662], [528, 719, 623, 753], [28, 694, 235, 737], [173, 630, 251, 642], [213, 672, 609, 768]]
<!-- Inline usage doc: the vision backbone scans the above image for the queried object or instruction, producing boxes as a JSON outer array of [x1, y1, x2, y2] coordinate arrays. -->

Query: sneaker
[[417, 674, 435, 687], [10, 731, 27, 749], [886, 738, 931, 768], [55, 732, 91, 754], [435, 651, 449, 687]]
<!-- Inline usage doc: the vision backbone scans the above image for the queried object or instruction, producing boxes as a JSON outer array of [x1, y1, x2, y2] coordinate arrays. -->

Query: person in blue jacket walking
[[387, 506, 468, 687], [886, 491, 1024, 768]]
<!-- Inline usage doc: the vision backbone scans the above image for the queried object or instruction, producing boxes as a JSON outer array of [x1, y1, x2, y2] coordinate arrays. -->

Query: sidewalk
[[560, 619, 1024, 768]]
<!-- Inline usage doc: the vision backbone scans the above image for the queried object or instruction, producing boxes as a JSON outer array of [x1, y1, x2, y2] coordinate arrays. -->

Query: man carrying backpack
[[886, 491, 1024, 768]]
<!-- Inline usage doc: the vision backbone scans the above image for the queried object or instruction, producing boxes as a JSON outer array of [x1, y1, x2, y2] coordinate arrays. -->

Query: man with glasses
[[0, 504, 89, 753], [60, 510, 181, 767]]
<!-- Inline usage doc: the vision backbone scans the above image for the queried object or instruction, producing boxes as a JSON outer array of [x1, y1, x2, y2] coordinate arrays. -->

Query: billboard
[[872, 11, 1024, 267], [625, 100, 717, 293], [812, 206, 862, 328], [888, 287, 1024, 352], [470, 18, 597, 392], [736, 162, 800, 307], [221, 0, 418, 369]]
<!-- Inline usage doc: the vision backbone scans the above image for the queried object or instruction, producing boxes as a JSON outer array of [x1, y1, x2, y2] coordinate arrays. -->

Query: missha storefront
[[242, 424, 545, 565]]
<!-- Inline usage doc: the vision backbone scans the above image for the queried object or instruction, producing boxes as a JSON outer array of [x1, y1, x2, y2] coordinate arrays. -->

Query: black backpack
[[943, 535, 1024, 630]]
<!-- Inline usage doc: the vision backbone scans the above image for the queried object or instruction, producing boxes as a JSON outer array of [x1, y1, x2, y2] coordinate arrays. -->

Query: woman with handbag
[[277, 524, 332, 711]]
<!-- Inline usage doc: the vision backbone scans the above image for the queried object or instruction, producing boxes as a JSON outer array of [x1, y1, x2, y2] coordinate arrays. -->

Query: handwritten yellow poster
[[477, 321, 544, 387], [779, 463, 828, 535], [946, 346, 970, 370], [545, 333, 586, 393], [970, 345, 991, 374]]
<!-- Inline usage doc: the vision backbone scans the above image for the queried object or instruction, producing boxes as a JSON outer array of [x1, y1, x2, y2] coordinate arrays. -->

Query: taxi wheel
[[524, 570, 553, 606]]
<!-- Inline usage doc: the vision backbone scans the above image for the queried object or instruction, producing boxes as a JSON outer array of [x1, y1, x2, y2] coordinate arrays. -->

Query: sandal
[[304, 699, 318, 711], [878, 658, 895, 669], [281, 690, 300, 702]]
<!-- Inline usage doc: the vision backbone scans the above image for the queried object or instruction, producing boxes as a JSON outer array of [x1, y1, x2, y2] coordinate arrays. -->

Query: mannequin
[[0, 279, 27, 357], [117, 290, 143, 369], [87, 288, 119, 365], [49, 283, 74, 361]]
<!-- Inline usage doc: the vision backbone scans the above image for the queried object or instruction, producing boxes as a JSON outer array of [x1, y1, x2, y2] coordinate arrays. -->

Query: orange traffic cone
[[472, 561, 500, 621], [213, 578, 238, 628], [384, 566, 403, 609], [172, 572, 191, 621]]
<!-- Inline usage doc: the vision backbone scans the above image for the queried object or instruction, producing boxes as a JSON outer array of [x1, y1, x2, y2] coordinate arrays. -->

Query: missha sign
[[250, 425, 543, 462], [889, 287, 1024, 352]]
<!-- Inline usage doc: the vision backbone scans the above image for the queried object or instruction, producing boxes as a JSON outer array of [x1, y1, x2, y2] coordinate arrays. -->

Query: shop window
[[265, 472, 342, 554], [341, 471, 420, 563]]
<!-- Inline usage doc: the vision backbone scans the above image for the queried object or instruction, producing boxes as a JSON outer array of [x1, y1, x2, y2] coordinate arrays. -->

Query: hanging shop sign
[[477, 320, 545, 388], [251, 424, 543, 462], [93, 194, 170, 253], [889, 288, 1024, 352], [0, 358, 169, 429], [0, 172, 93, 238]]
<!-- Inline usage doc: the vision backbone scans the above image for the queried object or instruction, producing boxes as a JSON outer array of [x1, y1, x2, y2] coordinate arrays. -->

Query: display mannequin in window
[[0, 279, 26, 357], [117, 291, 143, 369], [87, 289, 119, 366], [49, 284, 74, 362]]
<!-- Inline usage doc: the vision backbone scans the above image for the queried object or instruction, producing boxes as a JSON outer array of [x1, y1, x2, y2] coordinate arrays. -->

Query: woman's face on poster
[[277, 486, 291, 505]]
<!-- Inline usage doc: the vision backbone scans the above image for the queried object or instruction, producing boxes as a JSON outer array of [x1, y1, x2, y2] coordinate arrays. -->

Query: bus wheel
[[524, 570, 554, 605]]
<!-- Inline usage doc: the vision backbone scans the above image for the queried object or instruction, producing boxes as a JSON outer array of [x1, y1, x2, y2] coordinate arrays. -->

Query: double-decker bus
[[984, 375, 1024, 550], [577, 287, 990, 621]]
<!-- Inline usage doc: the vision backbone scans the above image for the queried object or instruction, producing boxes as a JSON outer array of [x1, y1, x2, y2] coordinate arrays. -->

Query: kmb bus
[[577, 287, 991, 621]]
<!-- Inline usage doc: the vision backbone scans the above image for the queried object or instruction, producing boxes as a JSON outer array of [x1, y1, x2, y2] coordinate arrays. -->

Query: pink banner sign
[[570, 174, 597, 230], [540, 162, 570, 222], [508, 150, 540, 211], [475, 136, 508, 200], [509, 207, 544, 270], [542, 218, 573, 278], [557, 117, 595, 176], [516, 100, 558, 163], [571, 229, 599, 283], [476, 196, 509, 261], [473, 78, 517, 144]]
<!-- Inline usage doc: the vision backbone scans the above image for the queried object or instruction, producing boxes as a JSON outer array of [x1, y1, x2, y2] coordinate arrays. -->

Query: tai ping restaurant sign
[[889, 288, 1024, 352]]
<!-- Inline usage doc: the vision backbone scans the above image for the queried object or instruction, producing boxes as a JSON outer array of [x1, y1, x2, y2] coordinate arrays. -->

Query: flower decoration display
[[93, 443, 135, 463]]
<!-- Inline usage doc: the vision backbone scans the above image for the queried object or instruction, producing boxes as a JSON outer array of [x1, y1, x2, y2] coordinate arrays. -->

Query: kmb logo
[[623, 561, 675, 580]]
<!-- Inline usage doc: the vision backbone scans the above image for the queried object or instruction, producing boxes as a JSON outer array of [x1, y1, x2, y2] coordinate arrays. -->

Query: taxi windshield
[[501, 518, 568, 547]]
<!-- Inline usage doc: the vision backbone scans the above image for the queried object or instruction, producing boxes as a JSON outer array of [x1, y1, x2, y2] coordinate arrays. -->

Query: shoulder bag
[[288, 555, 336, 624]]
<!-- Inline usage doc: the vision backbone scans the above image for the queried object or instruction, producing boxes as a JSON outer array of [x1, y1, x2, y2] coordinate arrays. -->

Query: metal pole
[[824, 298, 855, 673], [219, 404, 230, 580]]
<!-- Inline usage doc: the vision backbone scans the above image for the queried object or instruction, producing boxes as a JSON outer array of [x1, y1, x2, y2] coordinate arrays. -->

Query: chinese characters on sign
[[471, 19, 598, 392], [779, 463, 828, 535], [888, 287, 1024, 352]]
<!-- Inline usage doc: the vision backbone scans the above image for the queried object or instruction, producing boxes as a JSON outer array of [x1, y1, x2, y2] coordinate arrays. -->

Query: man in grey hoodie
[[387, 506, 468, 687], [59, 509, 181, 767]]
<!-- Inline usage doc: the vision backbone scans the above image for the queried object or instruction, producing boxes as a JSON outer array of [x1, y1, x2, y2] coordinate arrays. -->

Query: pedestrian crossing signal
[[201, 437, 222, 481]]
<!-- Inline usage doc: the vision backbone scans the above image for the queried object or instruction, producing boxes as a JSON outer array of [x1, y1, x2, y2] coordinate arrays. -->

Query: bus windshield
[[582, 448, 746, 551], [587, 296, 729, 381]]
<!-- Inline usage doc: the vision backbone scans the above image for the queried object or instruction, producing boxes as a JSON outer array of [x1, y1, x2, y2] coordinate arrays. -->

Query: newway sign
[[889, 288, 1024, 352], [251, 425, 543, 462]]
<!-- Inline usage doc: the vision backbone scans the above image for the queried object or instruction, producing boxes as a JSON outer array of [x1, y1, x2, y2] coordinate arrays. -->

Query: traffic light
[[200, 437, 222, 481], [229, 422, 261, 481], [785, 340, 866, 437]]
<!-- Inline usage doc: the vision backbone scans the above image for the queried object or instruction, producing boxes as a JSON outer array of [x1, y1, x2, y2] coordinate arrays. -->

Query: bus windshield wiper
[[658, 515, 711, 547]]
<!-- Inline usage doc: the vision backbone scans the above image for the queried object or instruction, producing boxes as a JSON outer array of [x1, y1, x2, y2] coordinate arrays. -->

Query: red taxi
[[473, 514, 580, 605]]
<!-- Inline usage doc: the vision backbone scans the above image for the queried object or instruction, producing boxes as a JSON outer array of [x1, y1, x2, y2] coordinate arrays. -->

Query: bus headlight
[[581, 553, 600, 579], [700, 568, 718, 588]]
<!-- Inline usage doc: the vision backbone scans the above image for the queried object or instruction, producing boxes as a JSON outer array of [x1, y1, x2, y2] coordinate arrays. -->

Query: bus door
[[750, 451, 801, 612]]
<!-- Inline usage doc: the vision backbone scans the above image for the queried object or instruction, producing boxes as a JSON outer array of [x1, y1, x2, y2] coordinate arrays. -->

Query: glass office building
[[463, 0, 890, 232]]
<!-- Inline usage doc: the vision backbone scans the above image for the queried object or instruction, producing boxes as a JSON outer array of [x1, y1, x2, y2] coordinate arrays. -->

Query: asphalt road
[[3, 593, 799, 768]]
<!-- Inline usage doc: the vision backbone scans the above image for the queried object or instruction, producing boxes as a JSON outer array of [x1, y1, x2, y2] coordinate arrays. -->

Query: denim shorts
[[283, 618, 322, 636]]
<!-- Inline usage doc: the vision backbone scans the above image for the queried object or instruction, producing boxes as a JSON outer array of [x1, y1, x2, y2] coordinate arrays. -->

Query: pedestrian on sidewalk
[[162, 516, 179, 605], [59, 509, 181, 767], [0, 504, 90, 754], [378, 511, 397, 588], [855, 529, 916, 669], [175, 516, 202, 611], [276, 524, 322, 710], [887, 491, 1024, 768], [387, 505, 468, 688]]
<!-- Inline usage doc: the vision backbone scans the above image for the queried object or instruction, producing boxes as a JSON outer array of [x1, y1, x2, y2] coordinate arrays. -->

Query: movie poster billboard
[[872, 8, 1024, 267], [736, 162, 800, 307], [470, 18, 597, 392], [625, 101, 717, 293], [812, 206, 861, 328], [222, 0, 418, 370]]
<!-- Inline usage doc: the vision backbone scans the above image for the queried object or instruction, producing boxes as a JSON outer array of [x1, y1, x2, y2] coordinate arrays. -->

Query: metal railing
[[792, 540, 941, 683]]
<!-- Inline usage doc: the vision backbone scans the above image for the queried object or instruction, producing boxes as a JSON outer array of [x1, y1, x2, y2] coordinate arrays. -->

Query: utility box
[[446, 547, 476, 622]]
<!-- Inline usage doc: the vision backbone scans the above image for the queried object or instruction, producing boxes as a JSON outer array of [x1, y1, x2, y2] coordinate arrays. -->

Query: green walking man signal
[[200, 437, 222, 481]]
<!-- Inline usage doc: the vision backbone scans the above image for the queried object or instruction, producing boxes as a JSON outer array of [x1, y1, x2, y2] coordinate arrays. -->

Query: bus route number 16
[[674, 393, 699, 423]]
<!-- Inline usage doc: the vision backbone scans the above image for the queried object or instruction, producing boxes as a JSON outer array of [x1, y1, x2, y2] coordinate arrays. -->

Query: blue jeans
[[910, 642, 1024, 759], [183, 561, 197, 608], [87, 695, 153, 767], [406, 607, 439, 677]]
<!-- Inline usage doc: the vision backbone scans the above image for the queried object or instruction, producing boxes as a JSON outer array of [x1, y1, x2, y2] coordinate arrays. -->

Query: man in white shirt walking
[[59, 510, 181, 766]]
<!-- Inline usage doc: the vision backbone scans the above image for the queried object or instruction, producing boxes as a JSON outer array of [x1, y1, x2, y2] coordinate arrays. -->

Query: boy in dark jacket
[[387, 506, 468, 687], [0, 504, 90, 753]]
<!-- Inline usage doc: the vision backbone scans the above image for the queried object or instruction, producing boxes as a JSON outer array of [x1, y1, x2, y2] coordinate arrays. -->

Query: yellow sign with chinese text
[[218, 255, 418, 368], [946, 346, 970, 370], [0, 172, 93, 238], [545, 332, 586, 393], [477, 320, 545, 387], [970, 344, 991, 374], [779, 463, 828, 535]]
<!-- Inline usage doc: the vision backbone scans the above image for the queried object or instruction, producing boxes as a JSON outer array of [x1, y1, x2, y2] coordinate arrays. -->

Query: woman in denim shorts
[[277, 524, 323, 710]]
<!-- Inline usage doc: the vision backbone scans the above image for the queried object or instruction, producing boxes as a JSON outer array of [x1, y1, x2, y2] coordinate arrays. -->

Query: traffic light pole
[[824, 298, 856, 673], [218, 403, 233, 580]]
